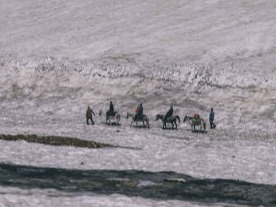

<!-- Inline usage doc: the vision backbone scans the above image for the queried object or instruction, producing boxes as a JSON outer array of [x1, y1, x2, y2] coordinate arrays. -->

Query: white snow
[[0, 0, 276, 206]]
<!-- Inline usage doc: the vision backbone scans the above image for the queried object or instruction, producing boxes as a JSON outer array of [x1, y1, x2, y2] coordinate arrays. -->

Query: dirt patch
[[0, 134, 110, 148]]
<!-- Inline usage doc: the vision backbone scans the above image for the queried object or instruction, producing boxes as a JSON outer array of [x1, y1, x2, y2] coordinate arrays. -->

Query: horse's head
[[156, 114, 164, 121], [183, 116, 190, 122], [99, 110, 103, 116], [126, 112, 132, 119]]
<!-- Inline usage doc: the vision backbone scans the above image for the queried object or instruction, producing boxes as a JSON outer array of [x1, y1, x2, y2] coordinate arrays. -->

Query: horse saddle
[[107, 111, 116, 117], [194, 113, 200, 119], [166, 116, 174, 121], [134, 114, 143, 121]]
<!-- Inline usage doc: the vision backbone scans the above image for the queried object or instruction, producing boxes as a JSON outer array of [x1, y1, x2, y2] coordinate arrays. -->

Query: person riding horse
[[127, 103, 150, 128], [134, 103, 143, 121], [107, 101, 115, 116]]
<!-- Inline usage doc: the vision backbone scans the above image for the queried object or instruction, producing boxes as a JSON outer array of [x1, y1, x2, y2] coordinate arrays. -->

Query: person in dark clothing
[[138, 103, 143, 117], [134, 103, 143, 120], [209, 108, 216, 129], [164, 105, 173, 122], [108, 101, 115, 116], [86, 106, 95, 125]]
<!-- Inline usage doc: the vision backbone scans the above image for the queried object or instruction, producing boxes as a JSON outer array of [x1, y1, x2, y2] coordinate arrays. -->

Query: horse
[[126, 112, 150, 128], [156, 114, 180, 129], [106, 111, 120, 125], [99, 109, 120, 125], [183, 115, 206, 133], [105, 111, 121, 125]]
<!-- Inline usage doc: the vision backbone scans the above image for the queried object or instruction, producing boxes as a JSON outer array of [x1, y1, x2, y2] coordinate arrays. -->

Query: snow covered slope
[[0, 1, 276, 206], [1, 0, 275, 132]]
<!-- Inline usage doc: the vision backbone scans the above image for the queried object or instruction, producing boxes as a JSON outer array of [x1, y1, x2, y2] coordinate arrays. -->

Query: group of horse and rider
[[86, 102, 216, 132], [86, 101, 120, 126]]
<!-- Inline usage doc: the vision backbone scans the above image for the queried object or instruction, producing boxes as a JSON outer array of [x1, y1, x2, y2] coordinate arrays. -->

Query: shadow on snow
[[0, 163, 275, 206]]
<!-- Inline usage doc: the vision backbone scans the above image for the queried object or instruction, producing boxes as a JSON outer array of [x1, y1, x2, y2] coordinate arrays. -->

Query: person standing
[[209, 108, 216, 129], [86, 106, 95, 125]]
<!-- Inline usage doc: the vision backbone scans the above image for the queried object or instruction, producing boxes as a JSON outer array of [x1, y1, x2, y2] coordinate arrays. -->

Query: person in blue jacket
[[209, 108, 216, 129]]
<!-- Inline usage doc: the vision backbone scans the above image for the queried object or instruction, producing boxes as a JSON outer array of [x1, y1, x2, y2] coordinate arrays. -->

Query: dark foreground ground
[[0, 163, 275, 206]]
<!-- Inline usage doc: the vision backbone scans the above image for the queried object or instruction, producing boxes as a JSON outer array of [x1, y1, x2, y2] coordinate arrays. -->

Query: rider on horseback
[[107, 101, 115, 116], [164, 105, 173, 122], [134, 103, 143, 120]]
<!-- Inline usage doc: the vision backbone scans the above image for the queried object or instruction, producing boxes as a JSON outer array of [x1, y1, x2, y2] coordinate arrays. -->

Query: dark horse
[[156, 114, 180, 129], [106, 111, 120, 125]]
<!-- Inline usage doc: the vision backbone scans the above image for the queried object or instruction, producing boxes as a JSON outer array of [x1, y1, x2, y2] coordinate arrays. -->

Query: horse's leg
[[170, 121, 173, 129], [146, 119, 150, 128]]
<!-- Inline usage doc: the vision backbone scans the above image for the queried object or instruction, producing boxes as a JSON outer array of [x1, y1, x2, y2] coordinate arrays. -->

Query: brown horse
[[156, 114, 180, 129], [183, 115, 206, 133]]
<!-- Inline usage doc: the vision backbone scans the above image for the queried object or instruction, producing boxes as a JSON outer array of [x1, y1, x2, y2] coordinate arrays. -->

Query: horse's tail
[[176, 115, 180, 123]]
